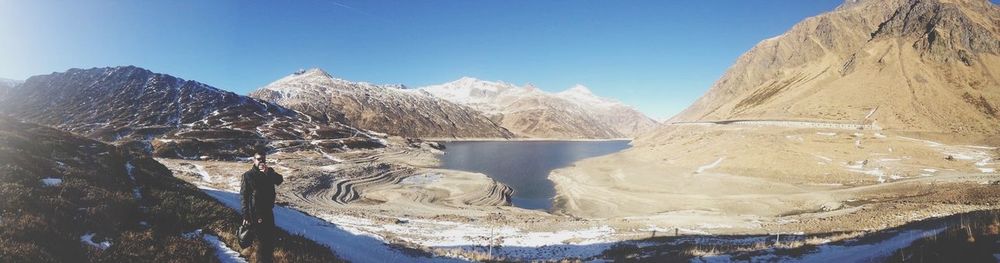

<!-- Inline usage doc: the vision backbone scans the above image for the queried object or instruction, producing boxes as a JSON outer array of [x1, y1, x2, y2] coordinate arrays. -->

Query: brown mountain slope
[[251, 69, 514, 139], [671, 0, 1000, 134], [549, 0, 1000, 231]]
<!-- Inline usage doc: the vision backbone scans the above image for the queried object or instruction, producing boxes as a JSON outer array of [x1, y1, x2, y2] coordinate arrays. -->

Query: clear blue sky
[[7, 0, 978, 120]]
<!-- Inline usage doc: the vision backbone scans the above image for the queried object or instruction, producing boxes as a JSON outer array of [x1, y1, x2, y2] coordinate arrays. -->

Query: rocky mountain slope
[[671, 0, 1000, 134], [0, 116, 342, 262], [0, 66, 383, 159], [420, 77, 657, 139], [250, 69, 514, 139]]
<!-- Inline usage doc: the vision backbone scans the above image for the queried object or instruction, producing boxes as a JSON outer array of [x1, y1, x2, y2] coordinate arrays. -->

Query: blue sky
[[5, 0, 975, 120]]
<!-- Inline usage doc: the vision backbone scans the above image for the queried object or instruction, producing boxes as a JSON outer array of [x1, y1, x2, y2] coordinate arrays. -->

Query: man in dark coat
[[241, 149, 284, 263]]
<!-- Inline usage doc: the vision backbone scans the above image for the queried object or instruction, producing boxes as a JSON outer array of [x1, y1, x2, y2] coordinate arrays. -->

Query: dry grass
[[0, 117, 342, 262], [885, 211, 1000, 262]]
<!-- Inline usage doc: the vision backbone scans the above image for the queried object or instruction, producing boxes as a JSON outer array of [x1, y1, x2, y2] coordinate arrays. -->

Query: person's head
[[253, 149, 268, 171]]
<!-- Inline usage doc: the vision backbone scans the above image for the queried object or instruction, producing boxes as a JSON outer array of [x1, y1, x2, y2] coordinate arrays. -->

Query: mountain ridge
[[420, 77, 658, 139], [669, 0, 1000, 134], [0, 66, 383, 159], [251, 68, 516, 139]]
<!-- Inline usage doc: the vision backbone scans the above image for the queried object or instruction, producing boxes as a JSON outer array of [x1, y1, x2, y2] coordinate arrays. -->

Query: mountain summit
[[672, 0, 1000, 134]]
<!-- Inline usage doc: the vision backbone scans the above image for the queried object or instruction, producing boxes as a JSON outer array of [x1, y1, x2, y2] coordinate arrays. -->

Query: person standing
[[241, 149, 284, 263]]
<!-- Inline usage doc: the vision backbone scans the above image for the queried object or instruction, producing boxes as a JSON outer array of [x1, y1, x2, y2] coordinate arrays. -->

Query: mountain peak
[[450, 76, 495, 87], [457, 76, 480, 82], [564, 84, 593, 95], [293, 68, 332, 78]]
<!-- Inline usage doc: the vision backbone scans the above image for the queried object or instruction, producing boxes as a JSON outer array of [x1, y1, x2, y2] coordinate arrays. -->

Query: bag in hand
[[238, 220, 255, 248]]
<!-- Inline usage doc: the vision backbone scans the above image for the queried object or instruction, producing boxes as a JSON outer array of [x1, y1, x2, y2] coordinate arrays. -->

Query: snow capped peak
[[563, 84, 593, 95], [268, 68, 343, 87], [293, 68, 332, 78], [445, 76, 510, 89], [456, 76, 481, 82], [261, 68, 415, 98], [384, 84, 408, 90], [523, 83, 538, 92]]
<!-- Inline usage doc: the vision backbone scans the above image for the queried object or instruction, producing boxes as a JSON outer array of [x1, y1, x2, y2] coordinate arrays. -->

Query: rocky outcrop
[[0, 66, 383, 159], [670, 0, 1000, 134], [251, 69, 514, 139]]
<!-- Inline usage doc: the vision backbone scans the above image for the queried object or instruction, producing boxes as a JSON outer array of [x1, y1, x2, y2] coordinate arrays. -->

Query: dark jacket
[[240, 165, 284, 221]]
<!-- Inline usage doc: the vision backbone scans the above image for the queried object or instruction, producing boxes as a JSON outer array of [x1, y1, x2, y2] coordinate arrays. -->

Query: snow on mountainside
[[251, 69, 514, 139], [0, 66, 383, 159], [0, 77, 21, 88], [421, 78, 657, 139], [0, 77, 22, 98]]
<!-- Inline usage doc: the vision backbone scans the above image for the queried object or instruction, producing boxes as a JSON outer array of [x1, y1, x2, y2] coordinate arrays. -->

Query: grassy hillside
[[0, 117, 342, 262]]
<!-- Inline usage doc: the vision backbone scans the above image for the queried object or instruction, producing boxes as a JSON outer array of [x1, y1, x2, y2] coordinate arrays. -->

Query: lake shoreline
[[437, 140, 632, 211], [425, 137, 633, 143]]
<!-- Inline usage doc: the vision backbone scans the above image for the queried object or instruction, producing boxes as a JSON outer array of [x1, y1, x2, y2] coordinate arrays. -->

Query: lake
[[437, 140, 631, 211]]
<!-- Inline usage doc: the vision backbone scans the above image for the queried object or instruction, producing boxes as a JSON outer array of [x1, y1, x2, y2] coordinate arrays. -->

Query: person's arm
[[239, 172, 253, 221], [268, 168, 284, 186]]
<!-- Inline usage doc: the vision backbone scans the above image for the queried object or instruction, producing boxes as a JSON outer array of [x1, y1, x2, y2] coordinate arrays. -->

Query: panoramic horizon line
[[9, 64, 659, 116]]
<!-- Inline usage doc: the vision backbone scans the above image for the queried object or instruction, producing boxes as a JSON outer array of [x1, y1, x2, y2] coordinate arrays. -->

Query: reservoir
[[438, 140, 631, 211]]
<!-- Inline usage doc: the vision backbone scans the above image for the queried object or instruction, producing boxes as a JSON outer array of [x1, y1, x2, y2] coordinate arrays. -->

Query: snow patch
[[401, 173, 442, 185], [696, 157, 725, 174], [81, 233, 112, 250], [41, 177, 62, 187], [813, 155, 833, 162], [192, 164, 214, 183], [182, 229, 246, 262], [198, 187, 447, 262]]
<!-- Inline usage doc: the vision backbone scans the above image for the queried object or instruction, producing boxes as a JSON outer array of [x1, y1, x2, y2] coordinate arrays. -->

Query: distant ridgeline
[[0, 66, 385, 160]]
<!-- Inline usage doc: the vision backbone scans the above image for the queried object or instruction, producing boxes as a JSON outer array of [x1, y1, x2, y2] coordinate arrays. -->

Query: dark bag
[[238, 220, 254, 248]]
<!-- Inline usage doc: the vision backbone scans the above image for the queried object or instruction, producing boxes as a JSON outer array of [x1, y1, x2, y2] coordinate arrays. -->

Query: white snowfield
[[317, 212, 616, 260], [200, 186, 619, 262], [184, 229, 247, 263], [203, 233, 246, 263], [40, 177, 62, 187], [199, 187, 462, 263], [692, 227, 946, 262]]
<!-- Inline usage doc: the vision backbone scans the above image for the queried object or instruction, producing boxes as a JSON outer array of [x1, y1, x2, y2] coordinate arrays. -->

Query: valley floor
[[156, 126, 1000, 261]]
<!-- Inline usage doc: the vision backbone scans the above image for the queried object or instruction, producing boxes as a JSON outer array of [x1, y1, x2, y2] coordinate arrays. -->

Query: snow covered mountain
[[0, 77, 21, 88], [0, 77, 21, 98], [251, 69, 514, 139], [0, 66, 382, 159], [420, 77, 657, 139]]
